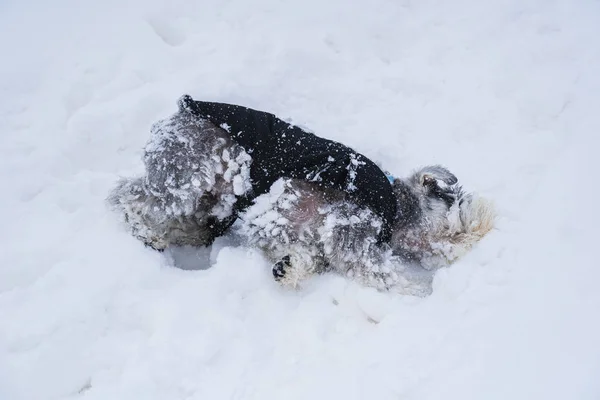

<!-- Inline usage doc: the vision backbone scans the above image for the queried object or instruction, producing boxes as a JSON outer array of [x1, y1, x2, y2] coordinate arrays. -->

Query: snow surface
[[1, 0, 599, 398]]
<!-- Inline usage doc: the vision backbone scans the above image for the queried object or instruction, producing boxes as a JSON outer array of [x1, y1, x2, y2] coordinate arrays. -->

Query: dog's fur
[[109, 106, 494, 295]]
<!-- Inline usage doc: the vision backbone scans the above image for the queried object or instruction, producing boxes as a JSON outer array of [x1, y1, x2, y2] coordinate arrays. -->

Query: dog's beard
[[453, 194, 495, 253], [424, 194, 495, 268], [391, 179, 495, 270]]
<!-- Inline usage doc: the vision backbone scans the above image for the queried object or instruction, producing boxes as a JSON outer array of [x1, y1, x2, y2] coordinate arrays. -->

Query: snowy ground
[[1, 0, 599, 398]]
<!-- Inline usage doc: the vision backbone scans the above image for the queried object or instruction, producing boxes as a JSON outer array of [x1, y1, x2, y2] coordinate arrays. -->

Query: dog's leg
[[272, 255, 291, 280], [108, 108, 255, 250], [107, 177, 220, 250], [237, 178, 332, 287], [107, 177, 171, 250]]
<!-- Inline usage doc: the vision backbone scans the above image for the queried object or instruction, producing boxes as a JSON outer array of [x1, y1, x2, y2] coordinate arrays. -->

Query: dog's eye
[[436, 190, 457, 208], [422, 175, 437, 187], [424, 176, 457, 208]]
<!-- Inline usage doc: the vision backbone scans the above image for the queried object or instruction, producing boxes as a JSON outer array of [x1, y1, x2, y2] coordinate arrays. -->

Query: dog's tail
[[177, 94, 199, 115]]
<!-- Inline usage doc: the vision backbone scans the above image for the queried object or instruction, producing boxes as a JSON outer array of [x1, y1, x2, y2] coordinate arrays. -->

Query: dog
[[108, 95, 494, 295]]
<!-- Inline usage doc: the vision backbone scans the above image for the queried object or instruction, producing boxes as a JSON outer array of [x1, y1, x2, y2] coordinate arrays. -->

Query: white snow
[[1, 0, 599, 399]]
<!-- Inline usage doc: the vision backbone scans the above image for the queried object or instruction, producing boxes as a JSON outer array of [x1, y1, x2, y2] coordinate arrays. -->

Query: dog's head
[[391, 165, 494, 268]]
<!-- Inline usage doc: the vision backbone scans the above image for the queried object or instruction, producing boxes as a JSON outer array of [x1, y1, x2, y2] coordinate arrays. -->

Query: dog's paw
[[272, 255, 291, 281], [144, 241, 166, 252], [271, 253, 317, 288]]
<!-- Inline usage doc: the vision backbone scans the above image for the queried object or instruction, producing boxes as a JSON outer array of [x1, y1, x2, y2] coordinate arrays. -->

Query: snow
[[1, 0, 599, 398]]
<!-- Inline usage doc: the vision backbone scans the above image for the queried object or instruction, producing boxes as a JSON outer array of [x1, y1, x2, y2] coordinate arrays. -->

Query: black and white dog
[[109, 95, 494, 295]]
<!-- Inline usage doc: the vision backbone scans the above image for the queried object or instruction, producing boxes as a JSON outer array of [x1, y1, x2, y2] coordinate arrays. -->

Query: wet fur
[[108, 107, 494, 296]]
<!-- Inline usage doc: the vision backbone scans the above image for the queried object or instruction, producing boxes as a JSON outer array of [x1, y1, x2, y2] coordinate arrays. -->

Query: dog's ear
[[405, 165, 459, 208], [418, 165, 458, 186]]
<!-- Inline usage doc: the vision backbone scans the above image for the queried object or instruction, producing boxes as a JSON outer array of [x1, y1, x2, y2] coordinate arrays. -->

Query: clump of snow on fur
[[237, 179, 434, 295], [141, 111, 252, 220], [107, 177, 218, 250], [318, 204, 381, 264], [108, 111, 254, 248], [211, 149, 253, 219], [238, 179, 299, 248]]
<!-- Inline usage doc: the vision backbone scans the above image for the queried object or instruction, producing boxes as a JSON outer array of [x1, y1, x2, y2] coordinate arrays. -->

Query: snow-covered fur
[[108, 110, 252, 249], [108, 108, 494, 296], [237, 173, 494, 294]]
